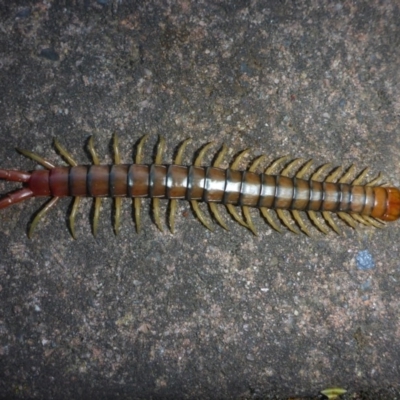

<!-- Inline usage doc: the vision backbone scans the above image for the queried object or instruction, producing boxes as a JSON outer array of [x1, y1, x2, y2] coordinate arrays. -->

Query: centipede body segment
[[0, 134, 399, 238]]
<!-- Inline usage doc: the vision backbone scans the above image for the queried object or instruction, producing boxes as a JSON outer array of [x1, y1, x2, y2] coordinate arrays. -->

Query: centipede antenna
[[17, 148, 56, 169], [69, 197, 81, 239], [28, 197, 60, 238]]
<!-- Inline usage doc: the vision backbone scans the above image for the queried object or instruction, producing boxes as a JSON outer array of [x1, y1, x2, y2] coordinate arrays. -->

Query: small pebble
[[39, 48, 60, 61], [16, 7, 31, 19], [356, 250, 375, 270]]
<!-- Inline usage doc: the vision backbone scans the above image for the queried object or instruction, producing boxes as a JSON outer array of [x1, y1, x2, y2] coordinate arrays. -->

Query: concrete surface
[[0, 1, 400, 399]]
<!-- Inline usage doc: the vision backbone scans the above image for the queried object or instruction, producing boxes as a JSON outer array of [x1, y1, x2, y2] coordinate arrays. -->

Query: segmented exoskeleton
[[0, 134, 400, 238]]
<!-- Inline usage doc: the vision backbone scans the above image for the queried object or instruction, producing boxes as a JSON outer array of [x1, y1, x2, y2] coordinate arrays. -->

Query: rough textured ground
[[0, 1, 400, 399]]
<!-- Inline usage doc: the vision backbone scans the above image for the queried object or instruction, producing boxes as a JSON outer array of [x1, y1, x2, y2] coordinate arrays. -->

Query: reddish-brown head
[[372, 187, 400, 221]]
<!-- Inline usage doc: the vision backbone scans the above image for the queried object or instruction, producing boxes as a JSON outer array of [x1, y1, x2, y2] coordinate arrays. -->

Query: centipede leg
[[363, 216, 385, 228], [69, 196, 81, 239], [169, 138, 191, 233], [92, 197, 101, 237], [352, 167, 369, 185], [276, 209, 300, 234], [351, 213, 370, 226], [88, 136, 102, 236], [240, 153, 266, 235], [338, 164, 356, 183], [113, 133, 122, 235], [291, 160, 314, 235], [260, 208, 282, 233], [152, 137, 165, 232], [191, 142, 215, 231], [226, 149, 251, 231], [132, 135, 149, 233], [366, 173, 383, 187], [261, 156, 291, 232], [28, 197, 60, 238], [291, 210, 310, 236], [308, 210, 331, 234], [276, 159, 306, 234], [337, 211, 357, 228], [16, 149, 56, 169], [307, 164, 341, 234], [209, 144, 230, 231], [54, 139, 78, 167], [191, 200, 214, 231]]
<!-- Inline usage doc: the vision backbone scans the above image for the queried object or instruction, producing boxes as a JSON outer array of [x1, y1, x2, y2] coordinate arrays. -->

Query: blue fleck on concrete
[[356, 250, 376, 270]]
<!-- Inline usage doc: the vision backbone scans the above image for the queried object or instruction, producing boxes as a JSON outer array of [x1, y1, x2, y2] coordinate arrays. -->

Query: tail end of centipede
[[0, 188, 34, 209], [0, 169, 33, 209]]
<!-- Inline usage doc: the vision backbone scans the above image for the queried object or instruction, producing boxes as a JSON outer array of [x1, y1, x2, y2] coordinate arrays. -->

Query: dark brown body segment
[[26, 165, 400, 221]]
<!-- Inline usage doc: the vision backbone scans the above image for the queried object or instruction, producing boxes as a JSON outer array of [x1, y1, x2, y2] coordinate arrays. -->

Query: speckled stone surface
[[0, 1, 400, 399]]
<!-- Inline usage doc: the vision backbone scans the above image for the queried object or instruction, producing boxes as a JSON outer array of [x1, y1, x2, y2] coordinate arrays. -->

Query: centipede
[[0, 134, 399, 239]]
